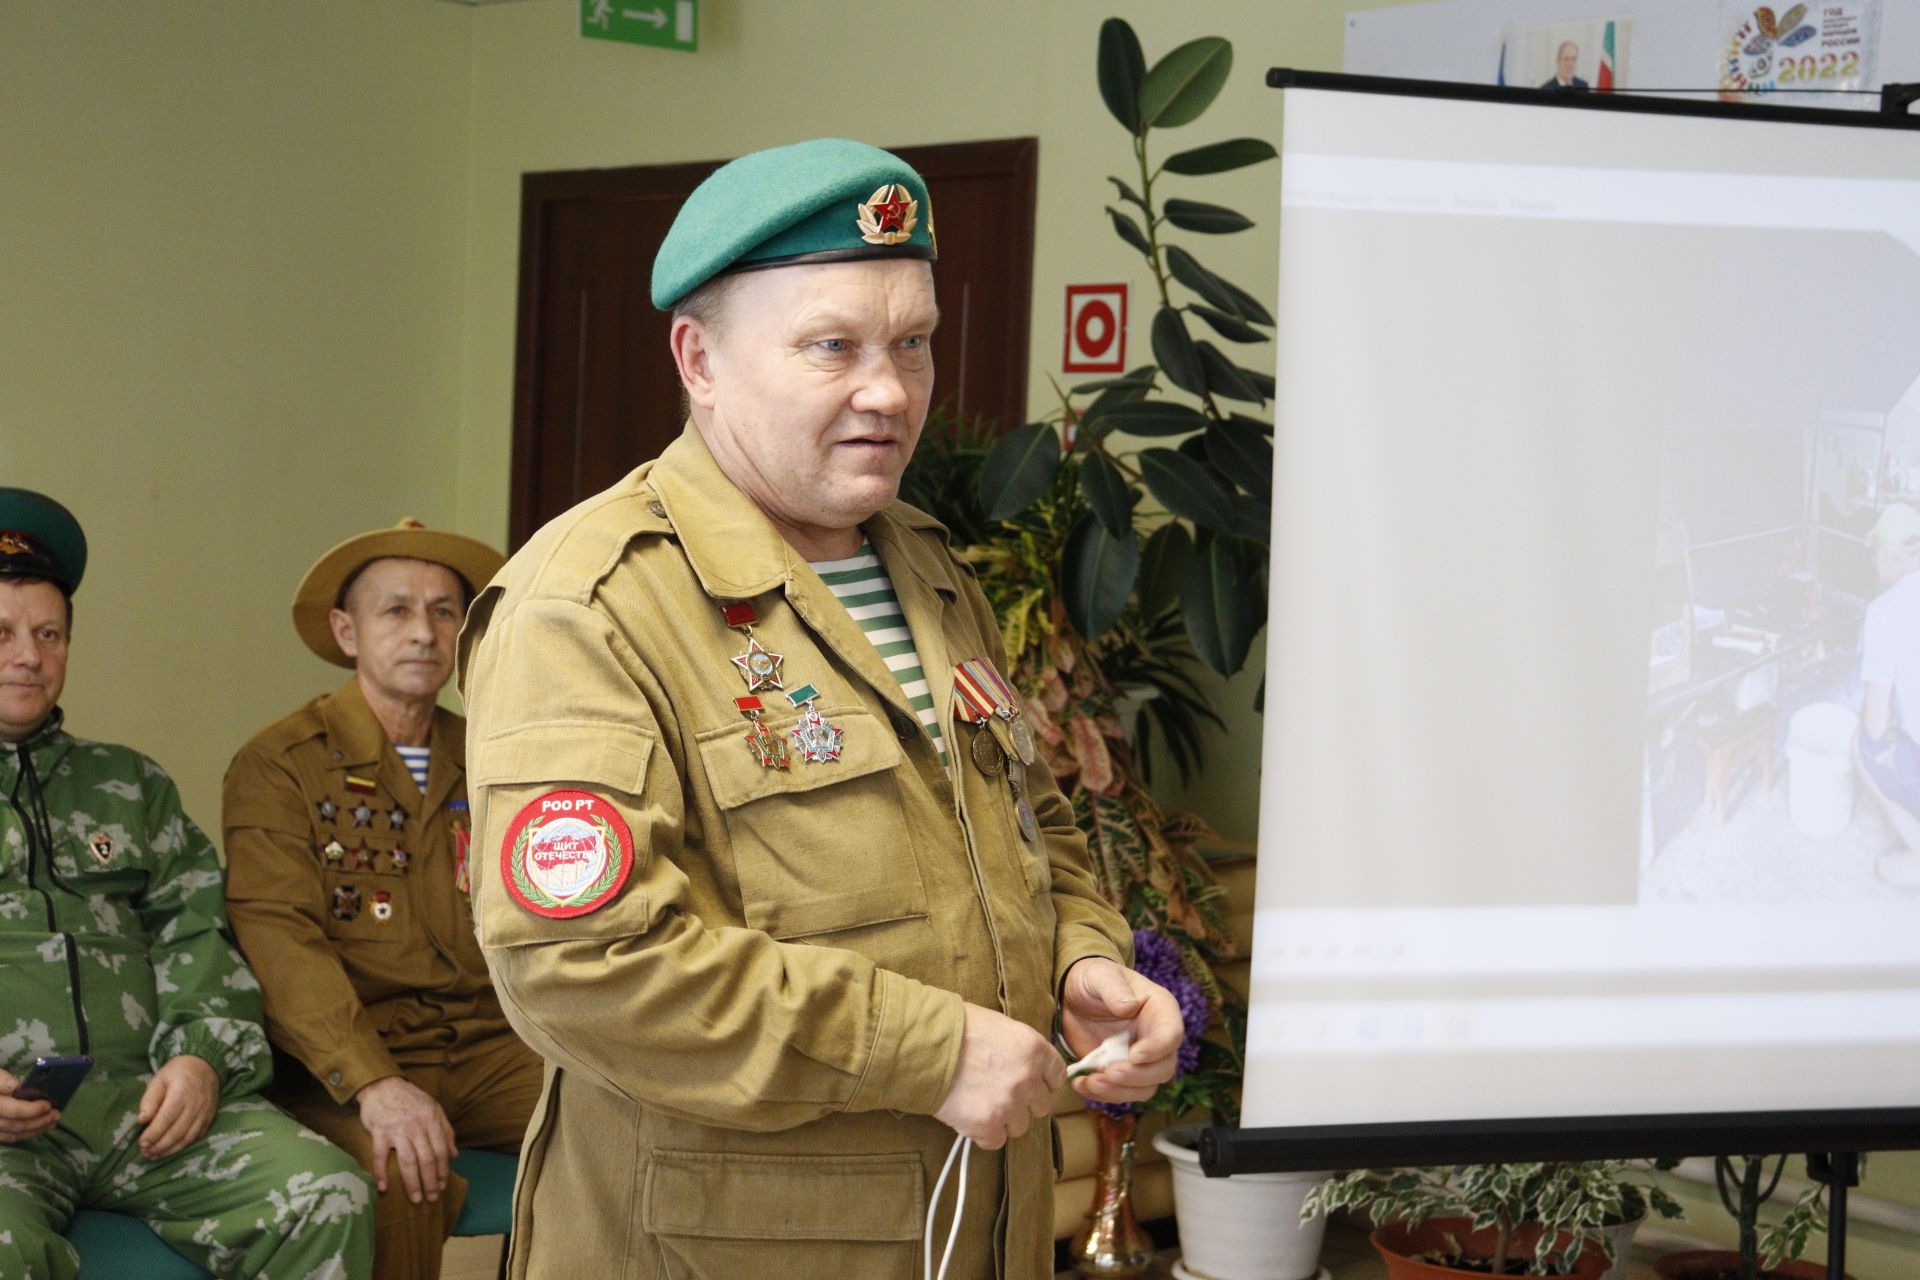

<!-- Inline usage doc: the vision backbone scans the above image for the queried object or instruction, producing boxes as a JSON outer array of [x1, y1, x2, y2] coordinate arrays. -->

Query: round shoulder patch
[[499, 790, 633, 919]]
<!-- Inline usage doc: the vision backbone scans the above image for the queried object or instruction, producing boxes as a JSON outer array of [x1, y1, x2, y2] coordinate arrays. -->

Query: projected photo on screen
[[1643, 408, 1920, 905], [1245, 82, 1920, 1148]]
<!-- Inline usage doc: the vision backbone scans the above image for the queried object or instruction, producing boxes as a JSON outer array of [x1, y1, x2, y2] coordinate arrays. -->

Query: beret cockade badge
[[856, 183, 918, 246]]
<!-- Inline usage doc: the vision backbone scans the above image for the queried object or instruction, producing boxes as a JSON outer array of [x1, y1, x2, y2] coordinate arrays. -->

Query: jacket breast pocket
[[643, 1149, 921, 1280], [696, 706, 929, 941]]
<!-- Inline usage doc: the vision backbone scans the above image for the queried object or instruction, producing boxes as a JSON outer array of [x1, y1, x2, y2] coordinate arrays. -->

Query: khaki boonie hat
[[292, 519, 505, 668]]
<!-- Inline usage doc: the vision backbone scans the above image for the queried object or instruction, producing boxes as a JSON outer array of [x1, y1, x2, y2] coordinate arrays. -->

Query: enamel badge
[[371, 890, 393, 922], [323, 839, 345, 863], [86, 833, 114, 866], [500, 790, 633, 919], [330, 885, 361, 921], [736, 696, 791, 770], [731, 636, 785, 693], [785, 685, 843, 764], [857, 183, 919, 246]]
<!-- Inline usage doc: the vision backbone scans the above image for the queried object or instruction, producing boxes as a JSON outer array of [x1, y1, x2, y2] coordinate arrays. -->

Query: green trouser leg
[[0, 1081, 374, 1280], [0, 1148, 81, 1280]]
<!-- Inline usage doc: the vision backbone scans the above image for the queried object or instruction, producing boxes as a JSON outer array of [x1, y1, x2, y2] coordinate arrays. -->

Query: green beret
[[0, 487, 86, 594], [651, 138, 936, 311]]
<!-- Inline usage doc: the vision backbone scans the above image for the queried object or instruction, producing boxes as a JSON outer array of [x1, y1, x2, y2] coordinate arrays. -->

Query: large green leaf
[[1164, 245, 1248, 319], [1184, 535, 1262, 674], [1139, 521, 1195, 616], [1107, 208, 1152, 257], [1089, 399, 1209, 438], [1217, 274, 1275, 327], [1197, 340, 1266, 404], [1189, 303, 1265, 344], [1151, 307, 1205, 397], [1097, 18, 1146, 133], [1062, 511, 1140, 639], [1164, 199, 1254, 234], [1140, 448, 1234, 532], [978, 422, 1061, 521], [1203, 419, 1274, 498], [1071, 366, 1157, 396], [1162, 137, 1278, 175], [1079, 449, 1133, 538], [1139, 37, 1233, 130]]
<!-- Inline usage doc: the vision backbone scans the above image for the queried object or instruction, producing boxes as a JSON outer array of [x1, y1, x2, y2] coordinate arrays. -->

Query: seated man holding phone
[[0, 488, 373, 1280]]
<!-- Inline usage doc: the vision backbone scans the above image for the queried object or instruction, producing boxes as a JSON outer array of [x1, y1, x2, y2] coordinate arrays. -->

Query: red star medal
[[731, 636, 785, 692]]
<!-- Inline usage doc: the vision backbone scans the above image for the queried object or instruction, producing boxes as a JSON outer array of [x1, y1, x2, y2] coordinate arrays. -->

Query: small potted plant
[[1307, 1161, 1684, 1279], [1653, 1155, 1853, 1280]]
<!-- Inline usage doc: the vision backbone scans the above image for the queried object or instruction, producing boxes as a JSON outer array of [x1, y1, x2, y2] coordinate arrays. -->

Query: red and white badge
[[499, 790, 634, 919]]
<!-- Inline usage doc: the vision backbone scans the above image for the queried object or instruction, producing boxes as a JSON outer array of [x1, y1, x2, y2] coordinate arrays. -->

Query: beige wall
[[1, 1, 474, 825]]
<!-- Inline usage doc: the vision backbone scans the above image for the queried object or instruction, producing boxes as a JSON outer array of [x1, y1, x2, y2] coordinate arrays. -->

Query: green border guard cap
[[651, 137, 937, 310], [0, 488, 87, 595]]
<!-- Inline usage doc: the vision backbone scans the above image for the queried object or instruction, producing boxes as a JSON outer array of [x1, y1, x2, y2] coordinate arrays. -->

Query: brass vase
[[1069, 1109, 1156, 1278]]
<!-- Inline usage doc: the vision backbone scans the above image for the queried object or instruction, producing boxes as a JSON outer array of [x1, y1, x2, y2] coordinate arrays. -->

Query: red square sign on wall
[[1062, 284, 1128, 374]]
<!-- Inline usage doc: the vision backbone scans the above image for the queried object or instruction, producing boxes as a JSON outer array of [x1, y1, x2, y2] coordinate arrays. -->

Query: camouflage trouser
[[0, 1078, 374, 1280]]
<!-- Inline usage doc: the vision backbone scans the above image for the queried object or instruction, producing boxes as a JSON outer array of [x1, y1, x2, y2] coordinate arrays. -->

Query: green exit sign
[[582, 0, 698, 52]]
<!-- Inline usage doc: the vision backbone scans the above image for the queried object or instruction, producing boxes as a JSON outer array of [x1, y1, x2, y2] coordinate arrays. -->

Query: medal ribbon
[[952, 659, 1008, 724]]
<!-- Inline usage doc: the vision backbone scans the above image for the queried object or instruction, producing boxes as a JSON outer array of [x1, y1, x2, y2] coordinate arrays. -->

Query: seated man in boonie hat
[[459, 138, 1184, 1279], [1858, 502, 1920, 888], [0, 487, 374, 1280], [222, 521, 540, 1280]]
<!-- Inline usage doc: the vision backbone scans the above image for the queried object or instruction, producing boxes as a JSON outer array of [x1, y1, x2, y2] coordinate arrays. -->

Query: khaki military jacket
[[223, 678, 511, 1103], [458, 426, 1131, 1280]]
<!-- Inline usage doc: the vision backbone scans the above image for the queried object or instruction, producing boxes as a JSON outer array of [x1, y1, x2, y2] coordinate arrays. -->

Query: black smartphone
[[15, 1054, 93, 1109]]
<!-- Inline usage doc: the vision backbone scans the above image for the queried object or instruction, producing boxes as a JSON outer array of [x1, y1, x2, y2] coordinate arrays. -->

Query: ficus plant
[[1714, 1154, 1846, 1279], [978, 16, 1277, 682], [1306, 1161, 1685, 1277]]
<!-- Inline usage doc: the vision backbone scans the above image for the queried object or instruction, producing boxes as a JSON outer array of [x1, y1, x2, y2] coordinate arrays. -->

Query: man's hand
[[934, 1003, 1066, 1151], [1061, 957, 1184, 1106], [138, 1055, 219, 1160], [0, 1068, 60, 1146], [356, 1076, 456, 1204]]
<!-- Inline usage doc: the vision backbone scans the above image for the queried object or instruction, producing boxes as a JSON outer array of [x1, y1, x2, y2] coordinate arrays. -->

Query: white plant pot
[[1151, 1124, 1330, 1280], [1598, 1212, 1646, 1280]]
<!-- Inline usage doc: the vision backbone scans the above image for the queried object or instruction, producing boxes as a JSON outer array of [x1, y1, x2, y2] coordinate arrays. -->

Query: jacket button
[[648, 499, 667, 518], [327, 1070, 343, 1086], [888, 707, 917, 741]]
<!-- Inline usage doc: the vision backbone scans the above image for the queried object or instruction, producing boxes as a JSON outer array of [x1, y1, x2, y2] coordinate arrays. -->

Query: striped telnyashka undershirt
[[809, 542, 947, 763], [395, 745, 430, 793]]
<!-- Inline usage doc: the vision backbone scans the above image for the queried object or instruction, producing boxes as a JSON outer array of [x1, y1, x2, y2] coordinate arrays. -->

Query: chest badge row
[[322, 840, 410, 873], [316, 793, 408, 830]]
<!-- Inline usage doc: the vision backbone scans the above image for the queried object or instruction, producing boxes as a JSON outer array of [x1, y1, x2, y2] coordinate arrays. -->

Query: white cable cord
[[924, 1132, 973, 1280]]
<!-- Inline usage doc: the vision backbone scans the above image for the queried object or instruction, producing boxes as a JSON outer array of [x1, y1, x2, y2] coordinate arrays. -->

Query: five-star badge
[[857, 183, 919, 246], [389, 806, 408, 831], [731, 636, 786, 693], [351, 804, 374, 828], [316, 798, 338, 823]]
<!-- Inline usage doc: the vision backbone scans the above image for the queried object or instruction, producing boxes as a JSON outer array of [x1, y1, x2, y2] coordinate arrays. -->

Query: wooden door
[[508, 138, 1038, 548]]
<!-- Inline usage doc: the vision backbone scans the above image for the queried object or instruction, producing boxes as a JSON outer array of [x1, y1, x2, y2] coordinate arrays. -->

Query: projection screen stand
[[1807, 1152, 1859, 1280]]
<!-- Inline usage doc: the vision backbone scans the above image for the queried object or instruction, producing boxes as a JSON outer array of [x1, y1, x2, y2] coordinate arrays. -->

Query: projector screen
[[1243, 81, 1920, 1159]]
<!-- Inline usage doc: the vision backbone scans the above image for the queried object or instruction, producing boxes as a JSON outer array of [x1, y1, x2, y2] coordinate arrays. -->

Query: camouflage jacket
[[0, 709, 271, 1095]]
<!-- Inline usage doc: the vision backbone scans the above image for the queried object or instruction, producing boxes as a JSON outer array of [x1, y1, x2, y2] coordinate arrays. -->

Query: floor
[[1642, 774, 1912, 904]]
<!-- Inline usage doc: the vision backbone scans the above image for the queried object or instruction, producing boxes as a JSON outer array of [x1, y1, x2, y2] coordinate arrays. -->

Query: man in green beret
[[459, 139, 1184, 1278], [0, 488, 374, 1279]]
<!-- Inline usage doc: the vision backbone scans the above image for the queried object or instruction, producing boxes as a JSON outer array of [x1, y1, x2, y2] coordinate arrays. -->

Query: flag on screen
[[1597, 21, 1615, 92]]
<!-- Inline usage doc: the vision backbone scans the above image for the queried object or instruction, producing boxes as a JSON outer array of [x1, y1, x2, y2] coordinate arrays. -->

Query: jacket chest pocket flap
[[696, 707, 928, 941]]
